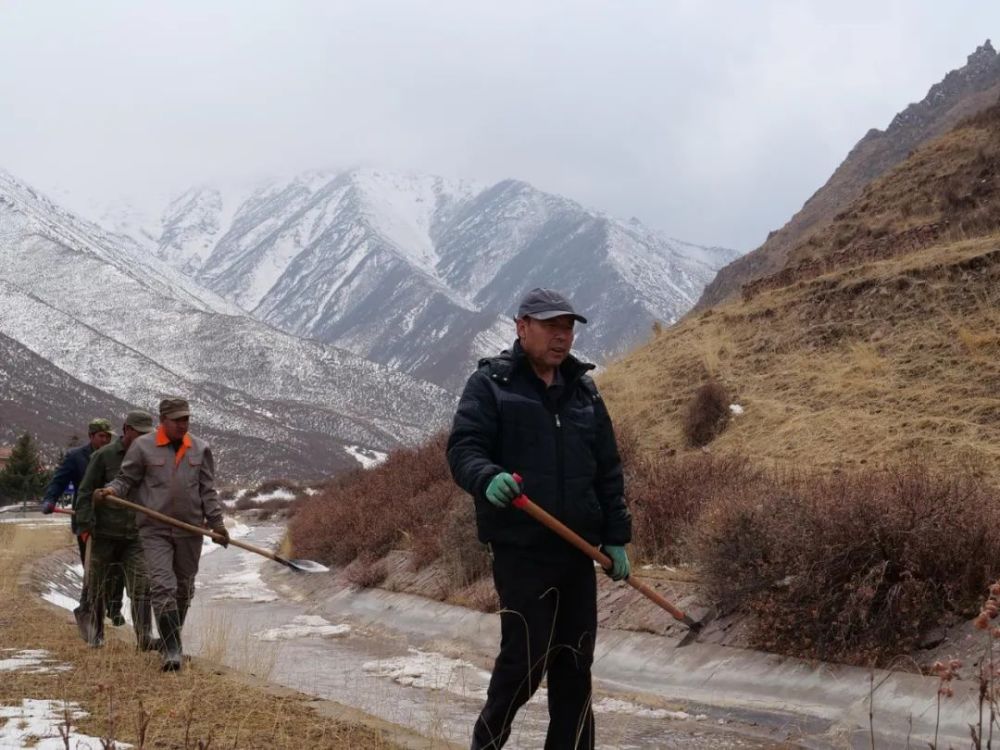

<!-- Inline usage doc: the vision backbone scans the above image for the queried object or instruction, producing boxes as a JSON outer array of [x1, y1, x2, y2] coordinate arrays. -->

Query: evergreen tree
[[0, 432, 50, 506]]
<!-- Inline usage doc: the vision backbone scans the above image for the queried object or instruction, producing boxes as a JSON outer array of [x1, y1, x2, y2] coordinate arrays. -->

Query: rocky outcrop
[[698, 40, 1000, 310]]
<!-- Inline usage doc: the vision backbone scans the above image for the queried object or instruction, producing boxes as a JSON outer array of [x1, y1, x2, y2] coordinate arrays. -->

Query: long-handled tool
[[73, 535, 103, 646], [510, 474, 708, 646], [101, 494, 329, 573]]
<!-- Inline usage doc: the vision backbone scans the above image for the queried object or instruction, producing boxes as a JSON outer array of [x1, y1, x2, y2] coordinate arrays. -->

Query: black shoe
[[157, 610, 183, 672], [139, 637, 164, 653]]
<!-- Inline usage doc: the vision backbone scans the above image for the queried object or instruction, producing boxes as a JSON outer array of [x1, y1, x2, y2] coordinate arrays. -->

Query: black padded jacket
[[446, 341, 631, 551]]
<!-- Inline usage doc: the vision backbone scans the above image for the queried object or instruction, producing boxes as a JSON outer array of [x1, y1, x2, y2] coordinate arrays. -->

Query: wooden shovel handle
[[101, 494, 287, 565], [509, 475, 693, 625]]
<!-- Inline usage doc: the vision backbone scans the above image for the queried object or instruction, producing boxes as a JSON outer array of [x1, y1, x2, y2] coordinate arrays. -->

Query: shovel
[[73, 535, 103, 646], [100, 494, 328, 573], [510, 474, 708, 646]]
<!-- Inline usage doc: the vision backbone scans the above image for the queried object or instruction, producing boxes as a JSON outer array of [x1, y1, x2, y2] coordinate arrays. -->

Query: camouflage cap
[[124, 410, 155, 434], [88, 418, 114, 436], [158, 397, 191, 420]]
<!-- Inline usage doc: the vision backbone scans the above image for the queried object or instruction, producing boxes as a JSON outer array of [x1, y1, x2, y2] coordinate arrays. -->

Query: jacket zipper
[[554, 411, 564, 521], [169, 448, 178, 534]]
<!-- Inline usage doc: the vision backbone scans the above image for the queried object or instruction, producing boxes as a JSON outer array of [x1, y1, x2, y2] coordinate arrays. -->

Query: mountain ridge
[[0, 170, 454, 480], [140, 168, 737, 389], [600, 97, 1000, 476], [696, 39, 1000, 310]]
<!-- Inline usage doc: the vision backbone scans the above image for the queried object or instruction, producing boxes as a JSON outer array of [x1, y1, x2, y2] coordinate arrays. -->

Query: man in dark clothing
[[76, 410, 157, 649], [40, 418, 126, 624], [447, 288, 632, 750]]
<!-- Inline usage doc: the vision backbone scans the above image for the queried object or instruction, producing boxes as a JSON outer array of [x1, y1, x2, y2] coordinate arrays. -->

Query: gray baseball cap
[[515, 288, 588, 324], [158, 396, 191, 420], [124, 410, 155, 434]]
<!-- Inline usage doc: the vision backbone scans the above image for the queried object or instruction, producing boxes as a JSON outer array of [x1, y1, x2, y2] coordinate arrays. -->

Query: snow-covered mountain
[[0, 169, 454, 479], [146, 169, 738, 389]]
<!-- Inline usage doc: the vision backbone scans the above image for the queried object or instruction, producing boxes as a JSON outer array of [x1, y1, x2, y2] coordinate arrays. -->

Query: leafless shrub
[[439, 497, 491, 588], [628, 453, 761, 564], [346, 557, 388, 589], [689, 463, 1000, 664], [682, 381, 731, 447], [290, 433, 458, 565]]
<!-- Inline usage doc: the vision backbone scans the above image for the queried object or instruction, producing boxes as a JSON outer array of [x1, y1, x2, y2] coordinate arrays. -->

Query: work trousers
[[139, 528, 203, 618], [79, 535, 126, 617], [471, 545, 597, 750], [88, 536, 151, 645]]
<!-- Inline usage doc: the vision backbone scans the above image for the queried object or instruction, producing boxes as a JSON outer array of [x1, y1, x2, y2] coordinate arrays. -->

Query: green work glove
[[603, 545, 630, 581], [484, 472, 521, 508]]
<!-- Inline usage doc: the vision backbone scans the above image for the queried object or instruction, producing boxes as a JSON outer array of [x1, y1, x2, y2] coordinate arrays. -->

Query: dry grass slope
[[600, 103, 1000, 478]]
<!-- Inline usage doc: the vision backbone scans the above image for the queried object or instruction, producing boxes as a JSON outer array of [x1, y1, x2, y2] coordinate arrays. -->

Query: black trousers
[[77, 535, 125, 616], [471, 545, 597, 750]]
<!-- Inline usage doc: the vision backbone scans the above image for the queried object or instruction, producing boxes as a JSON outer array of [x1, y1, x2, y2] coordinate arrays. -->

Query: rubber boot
[[109, 607, 126, 627], [133, 600, 161, 652], [86, 597, 105, 648], [157, 610, 183, 672], [107, 565, 126, 626]]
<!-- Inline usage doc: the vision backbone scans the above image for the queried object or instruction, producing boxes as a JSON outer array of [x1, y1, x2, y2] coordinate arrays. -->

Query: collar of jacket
[[155, 425, 192, 466]]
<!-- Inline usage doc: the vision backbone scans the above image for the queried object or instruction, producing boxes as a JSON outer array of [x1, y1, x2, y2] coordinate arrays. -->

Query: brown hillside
[[697, 40, 1000, 310], [600, 102, 1000, 477]]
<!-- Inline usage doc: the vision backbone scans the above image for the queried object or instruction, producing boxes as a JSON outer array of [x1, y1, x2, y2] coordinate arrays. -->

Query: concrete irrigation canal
[[30, 517, 984, 749]]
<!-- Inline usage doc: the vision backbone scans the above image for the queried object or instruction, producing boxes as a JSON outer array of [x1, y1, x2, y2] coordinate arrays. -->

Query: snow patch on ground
[[200, 518, 249, 556], [344, 445, 388, 469], [208, 530, 277, 602], [0, 699, 131, 749], [41, 590, 79, 612], [593, 697, 707, 722], [363, 648, 491, 700], [0, 650, 71, 674], [254, 615, 351, 641], [0, 514, 68, 525], [248, 488, 296, 503]]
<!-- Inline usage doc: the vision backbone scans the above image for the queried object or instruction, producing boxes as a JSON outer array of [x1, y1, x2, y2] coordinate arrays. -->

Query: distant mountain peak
[[112, 168, 737, 390], [970, 39, 995, 64]]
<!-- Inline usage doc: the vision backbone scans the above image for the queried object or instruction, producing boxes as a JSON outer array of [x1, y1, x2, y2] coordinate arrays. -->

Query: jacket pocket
[[187, 456, 203, 489], [146, 457, 168, 488]]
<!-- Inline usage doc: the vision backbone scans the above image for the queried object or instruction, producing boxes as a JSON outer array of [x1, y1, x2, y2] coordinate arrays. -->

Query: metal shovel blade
[[280, 557, 330, 573], [73, 605, 100, 645], [73, 536, 102, 645]]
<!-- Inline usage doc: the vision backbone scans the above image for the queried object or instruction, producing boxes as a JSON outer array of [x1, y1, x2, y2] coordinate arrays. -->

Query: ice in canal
[[37, 521, 783, 748]]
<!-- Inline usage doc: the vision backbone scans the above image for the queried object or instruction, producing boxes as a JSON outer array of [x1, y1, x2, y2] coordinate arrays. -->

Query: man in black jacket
[[447, 288, 631, 750]]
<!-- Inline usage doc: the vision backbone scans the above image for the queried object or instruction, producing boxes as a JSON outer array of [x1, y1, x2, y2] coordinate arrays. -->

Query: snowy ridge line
[[89, 167, 738, 391], [0, 169, 456, 478]]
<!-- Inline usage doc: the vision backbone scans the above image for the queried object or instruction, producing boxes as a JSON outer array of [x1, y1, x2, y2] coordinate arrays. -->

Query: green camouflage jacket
[[76, 438, 139, 539]]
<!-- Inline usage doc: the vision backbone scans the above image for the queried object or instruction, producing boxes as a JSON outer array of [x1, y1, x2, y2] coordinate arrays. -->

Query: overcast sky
[[1, 2, 997, 251]]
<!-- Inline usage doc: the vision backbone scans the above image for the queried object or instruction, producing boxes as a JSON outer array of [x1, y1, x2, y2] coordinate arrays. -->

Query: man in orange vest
[[95, 396, 229, 670]]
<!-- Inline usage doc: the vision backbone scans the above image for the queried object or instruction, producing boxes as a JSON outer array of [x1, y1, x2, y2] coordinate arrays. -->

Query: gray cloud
[[1, 1, 996, 250]]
